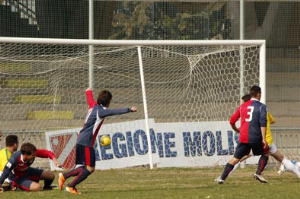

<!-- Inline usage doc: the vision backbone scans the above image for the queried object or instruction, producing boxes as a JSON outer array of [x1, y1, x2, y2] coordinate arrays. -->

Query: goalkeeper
[[58, 88, 137, 195]]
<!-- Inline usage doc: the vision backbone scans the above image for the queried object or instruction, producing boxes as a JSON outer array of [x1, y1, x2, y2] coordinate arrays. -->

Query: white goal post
[[0, 37, 265, 170]]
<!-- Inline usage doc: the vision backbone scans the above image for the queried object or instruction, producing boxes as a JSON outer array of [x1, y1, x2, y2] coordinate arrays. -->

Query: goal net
[[0, 38, 265, 169]]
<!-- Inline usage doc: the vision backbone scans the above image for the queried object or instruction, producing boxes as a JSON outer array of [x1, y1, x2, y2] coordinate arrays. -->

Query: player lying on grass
[[228, 94, 300, 179], [0, 142, 62, 191], [58, 88, 137, 195]]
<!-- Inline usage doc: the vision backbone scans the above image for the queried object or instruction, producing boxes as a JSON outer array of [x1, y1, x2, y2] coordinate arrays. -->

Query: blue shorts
[[234, 142, 264, 159], [13, 167, 43, 191], [75, 144, 95, 167]]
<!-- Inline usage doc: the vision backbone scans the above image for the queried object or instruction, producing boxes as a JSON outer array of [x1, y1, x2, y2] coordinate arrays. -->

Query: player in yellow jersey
[[227, 94, 300, 178], [0, 135, 19, 189]]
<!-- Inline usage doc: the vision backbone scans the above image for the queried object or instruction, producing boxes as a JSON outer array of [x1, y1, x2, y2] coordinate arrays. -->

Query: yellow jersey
[[266, 112, 275, 145], [0, 148, 12, 171]]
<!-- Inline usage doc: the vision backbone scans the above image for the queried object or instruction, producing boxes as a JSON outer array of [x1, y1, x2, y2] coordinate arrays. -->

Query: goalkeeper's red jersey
[[230, 99, 267, 144]]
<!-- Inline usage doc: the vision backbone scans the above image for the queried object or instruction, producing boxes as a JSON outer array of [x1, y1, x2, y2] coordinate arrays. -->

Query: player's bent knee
[[41, 170, 55, 180], [89, 168, 95, 173], [228, 157, 240, 165], [87, 166, 95, 173], [30, 182, 42, 191]]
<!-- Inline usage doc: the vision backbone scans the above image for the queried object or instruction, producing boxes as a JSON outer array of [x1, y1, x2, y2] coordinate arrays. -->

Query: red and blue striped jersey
[[76, 90, 131, 147], [230, 99, 267, 143], [0, 149, 56, 184]]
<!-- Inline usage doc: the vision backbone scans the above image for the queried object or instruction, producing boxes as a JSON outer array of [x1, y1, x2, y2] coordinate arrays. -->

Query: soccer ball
[[100, 135, 111, 146]]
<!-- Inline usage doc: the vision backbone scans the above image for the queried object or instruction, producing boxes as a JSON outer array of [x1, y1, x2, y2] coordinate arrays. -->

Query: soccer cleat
[[253, 174, 267, 183], [277, 163, 286, 175], [43, 185, 58, 190], [2, 181, 11, 191], [66, 187, 81, 195], [58, 173, 65, 191], [214, 176, 225, 184]]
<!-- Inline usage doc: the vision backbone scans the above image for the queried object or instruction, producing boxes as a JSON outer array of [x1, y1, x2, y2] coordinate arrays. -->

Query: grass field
[[1, 166, 300, 199]]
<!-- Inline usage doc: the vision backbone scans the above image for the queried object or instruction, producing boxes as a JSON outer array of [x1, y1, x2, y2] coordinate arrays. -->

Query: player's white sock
[[228, 162, 240, 176], [291, 161, 300, 171], [292, 161, 300, 168], [282, 158, 300, 178]]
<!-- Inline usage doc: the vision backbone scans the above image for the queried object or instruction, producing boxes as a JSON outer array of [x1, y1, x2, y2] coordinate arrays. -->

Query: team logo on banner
[[48, 132, 78, 169]]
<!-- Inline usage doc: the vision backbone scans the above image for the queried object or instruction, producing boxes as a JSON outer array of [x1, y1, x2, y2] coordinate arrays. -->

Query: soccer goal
[[0, 37, 265, 169]]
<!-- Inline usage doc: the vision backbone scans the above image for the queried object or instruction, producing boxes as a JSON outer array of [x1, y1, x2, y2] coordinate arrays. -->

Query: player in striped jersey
[[229, 94, 300, 178], [216, 85, 269, 184], [0, 142, 62, 191], [58, 88, 137, 194]]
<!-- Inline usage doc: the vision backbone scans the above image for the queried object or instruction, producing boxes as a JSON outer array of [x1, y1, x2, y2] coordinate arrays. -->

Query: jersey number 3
[[245, 106, 254, 122]]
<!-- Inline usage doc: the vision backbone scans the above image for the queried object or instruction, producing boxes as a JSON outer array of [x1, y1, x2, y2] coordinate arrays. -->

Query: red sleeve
[[230, 107, 241, 125], [86, 90, 97, 109], [35, 149, 55, 160]]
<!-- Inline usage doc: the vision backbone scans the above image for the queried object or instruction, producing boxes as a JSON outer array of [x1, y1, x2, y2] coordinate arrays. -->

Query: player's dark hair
[[242, 94, 251, 102], [21, 142, 37, 155], [250, 85, 261, 97], [97, 90, 112, 107], [6, 135, 18, 147]]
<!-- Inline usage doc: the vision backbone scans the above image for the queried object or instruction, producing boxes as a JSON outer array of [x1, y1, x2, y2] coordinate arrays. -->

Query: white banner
[[45, 119, 259, 170], [153, 121, 258, 168], [45, 119, 160, 170], [93, 119, 160, 169]]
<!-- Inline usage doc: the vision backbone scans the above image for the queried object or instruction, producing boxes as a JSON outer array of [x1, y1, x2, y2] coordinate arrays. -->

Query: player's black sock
[[64, 166, 84, 179], [256, 155, 269, 175], [221, 163, 234, 180], [68, 168, 91, 188], [43, 179, 54, 190]]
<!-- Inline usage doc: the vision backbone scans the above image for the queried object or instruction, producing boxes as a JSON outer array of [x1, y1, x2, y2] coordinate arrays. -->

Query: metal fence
[[272, 127, 300, 165]]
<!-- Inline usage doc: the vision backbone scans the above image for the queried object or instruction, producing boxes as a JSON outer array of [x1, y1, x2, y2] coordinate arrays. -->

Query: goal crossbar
[[0, 37, 265, 46]]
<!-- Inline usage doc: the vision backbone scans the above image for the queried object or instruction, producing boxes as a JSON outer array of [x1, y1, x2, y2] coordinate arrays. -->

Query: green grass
[[1, 167, 300, 199]]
